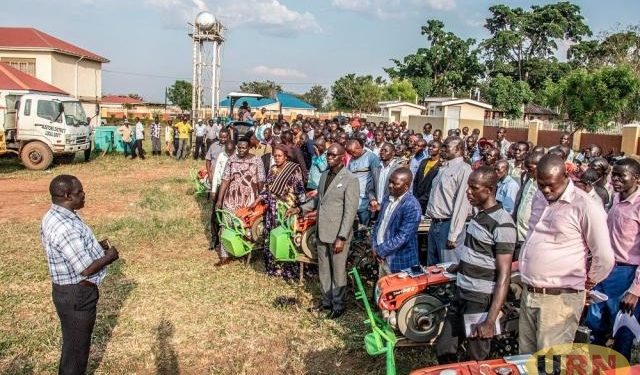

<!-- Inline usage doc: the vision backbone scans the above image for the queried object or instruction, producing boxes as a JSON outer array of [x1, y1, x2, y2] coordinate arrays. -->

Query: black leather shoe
[[326, 309, 345, 320], [308, 304, 332, 313]]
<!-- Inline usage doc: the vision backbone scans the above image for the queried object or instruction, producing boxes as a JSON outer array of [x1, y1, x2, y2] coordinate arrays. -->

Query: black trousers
[[435, 290, 492, 362], [135, 139, 145, 159], [194, 136, 205, 159], [172, 138, 180, 156], [210, 192, 220, 248], [52, 283, 99, 375]]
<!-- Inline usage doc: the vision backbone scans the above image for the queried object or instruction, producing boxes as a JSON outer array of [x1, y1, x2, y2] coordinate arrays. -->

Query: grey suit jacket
[[300, 167, 360, 244], [371, 159, 401, 202]]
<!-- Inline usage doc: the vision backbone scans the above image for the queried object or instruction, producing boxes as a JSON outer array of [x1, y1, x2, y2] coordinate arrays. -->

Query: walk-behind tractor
[[350, 263, 523, 375], [217, 203, 266, 257], [269, 201, 318, 262]]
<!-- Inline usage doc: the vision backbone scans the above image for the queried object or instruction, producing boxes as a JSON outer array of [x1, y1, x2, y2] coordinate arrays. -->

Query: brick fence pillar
[[528, 119, 542, 146], [621, 123, 640, 156]]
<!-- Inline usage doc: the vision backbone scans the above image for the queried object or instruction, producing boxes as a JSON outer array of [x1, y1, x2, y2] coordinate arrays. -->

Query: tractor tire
[[21, 141, 53, 170], [300, 226, 317, 261], [397, 294, 446, 343], [250, 216, 264, 244]]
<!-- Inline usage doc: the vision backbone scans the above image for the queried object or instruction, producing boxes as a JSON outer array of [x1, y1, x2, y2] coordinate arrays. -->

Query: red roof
[[101, 95, 144, 104], [0, 62, 67, 94], [0, 27, 109, 63]]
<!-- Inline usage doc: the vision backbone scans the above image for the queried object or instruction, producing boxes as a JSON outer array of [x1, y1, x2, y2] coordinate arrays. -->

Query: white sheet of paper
[[588, 290, 609, 304], [464, 312, 501, 337], [613, 312, 640, 342]]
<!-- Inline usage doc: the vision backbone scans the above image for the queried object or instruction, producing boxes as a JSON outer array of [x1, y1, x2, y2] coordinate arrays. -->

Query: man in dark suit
[[413, 140, 443, 264], [288, 143, 360, 319], [413, 140, 443, 213], [373, 168, 422, 276]]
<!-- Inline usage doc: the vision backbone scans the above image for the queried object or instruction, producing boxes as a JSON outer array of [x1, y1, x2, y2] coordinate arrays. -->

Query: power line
[[102, 68, 332, 86]]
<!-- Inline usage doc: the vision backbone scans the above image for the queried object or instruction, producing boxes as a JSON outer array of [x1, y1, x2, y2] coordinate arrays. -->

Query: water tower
[[190, 11, 224, 122]]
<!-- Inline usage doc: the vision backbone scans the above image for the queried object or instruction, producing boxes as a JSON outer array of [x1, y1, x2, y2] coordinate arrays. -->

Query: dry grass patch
[[0, 153, 435, 374]]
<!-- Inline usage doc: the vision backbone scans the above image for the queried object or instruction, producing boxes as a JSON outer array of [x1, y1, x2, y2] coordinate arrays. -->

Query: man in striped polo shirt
[[435, 166, 516, 363]]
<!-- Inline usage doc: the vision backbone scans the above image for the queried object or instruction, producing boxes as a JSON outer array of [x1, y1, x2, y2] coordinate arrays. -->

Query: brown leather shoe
[[214, 258, 231, 267]]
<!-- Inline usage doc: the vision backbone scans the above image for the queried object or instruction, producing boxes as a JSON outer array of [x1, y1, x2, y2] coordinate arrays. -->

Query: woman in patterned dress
[[253, 144, 306, 279], [215, 137, 265, 266]]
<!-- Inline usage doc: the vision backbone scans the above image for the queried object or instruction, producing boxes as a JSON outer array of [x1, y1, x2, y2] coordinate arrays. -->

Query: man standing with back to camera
[[41, 175, 120, 374]]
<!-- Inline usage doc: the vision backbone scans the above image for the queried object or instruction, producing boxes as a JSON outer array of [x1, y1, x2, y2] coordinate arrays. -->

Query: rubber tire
[[397, 294, 446, 343], [300, 226, 317, 261], [21, 141, 53, 170], [250, 216, 264, 244]]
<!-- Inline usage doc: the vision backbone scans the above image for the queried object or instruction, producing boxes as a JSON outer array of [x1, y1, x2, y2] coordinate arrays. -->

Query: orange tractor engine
[[234, 202, 267, 243]]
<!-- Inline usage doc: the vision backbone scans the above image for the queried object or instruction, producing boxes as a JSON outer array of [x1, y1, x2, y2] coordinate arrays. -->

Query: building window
[[0, 57, 36, 76]]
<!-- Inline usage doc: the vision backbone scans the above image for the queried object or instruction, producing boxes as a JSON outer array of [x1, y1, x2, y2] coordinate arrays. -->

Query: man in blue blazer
[[372, 167, 422, 275]]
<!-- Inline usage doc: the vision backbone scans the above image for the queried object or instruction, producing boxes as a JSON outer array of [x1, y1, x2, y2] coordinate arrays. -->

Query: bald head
[[537, 154, 569, 203], [537, 154, 566, 177]]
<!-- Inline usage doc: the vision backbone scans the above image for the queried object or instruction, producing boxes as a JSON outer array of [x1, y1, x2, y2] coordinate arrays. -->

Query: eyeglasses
[[327, 152, 344, 158]]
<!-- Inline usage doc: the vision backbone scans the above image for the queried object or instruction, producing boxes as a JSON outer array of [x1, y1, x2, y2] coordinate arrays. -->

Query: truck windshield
[[62, 102, 88, 126]]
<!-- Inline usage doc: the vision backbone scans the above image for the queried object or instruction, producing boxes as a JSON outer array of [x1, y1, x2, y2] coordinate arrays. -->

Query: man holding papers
[[435, 166, 516, 363]]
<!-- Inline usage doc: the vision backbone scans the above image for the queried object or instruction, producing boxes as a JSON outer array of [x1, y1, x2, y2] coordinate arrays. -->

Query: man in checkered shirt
[[41, 175, 119, 375]]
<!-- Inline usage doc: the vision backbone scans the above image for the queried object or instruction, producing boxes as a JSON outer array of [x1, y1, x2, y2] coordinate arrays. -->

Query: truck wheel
[[21, 142, 54, 170]]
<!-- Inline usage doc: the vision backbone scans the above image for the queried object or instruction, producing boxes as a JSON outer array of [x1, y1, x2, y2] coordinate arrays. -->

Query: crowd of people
[[204, 115, 640, 363], [41, 111, 640, 373]]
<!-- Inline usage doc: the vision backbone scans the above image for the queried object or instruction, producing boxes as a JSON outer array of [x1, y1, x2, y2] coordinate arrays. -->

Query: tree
[[331, 74, 381, 112], [166, 80, 192, 112], [569, 26, 640, 74], [301, 85, 328, 110], [381, 79, 418, 102], [385, 20, 483, 98], [239, 80, 282, 98], [127, 93, 143, 101], [541, 66, 640, 132], [482, 2, 592, 86], [484, 74, 534, 119]]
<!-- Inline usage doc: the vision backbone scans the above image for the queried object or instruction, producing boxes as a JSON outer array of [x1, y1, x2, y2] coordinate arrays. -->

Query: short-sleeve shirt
[[176, 122, 192, 139], [205, 142, 225, 162], [456, 204, 516, 303], [41, 204, 106, 285]]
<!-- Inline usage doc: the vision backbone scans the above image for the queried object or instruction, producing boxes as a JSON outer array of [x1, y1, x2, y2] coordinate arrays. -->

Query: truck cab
[[1, 91, 91, 170]]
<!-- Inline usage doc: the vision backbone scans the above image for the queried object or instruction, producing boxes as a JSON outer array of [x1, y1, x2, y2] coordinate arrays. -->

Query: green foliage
[[385, 20, 483, 97], [331, 74, 381, 112], [485, 74, 534, 119], [569, 25, 640, 75], [482, 2, 591, 84], [301, 85, 328, 110], [381, 79, 418, 102], [239, 80, 282, 98], [542, 66, 640, 131], [166, 80, 192, 111]]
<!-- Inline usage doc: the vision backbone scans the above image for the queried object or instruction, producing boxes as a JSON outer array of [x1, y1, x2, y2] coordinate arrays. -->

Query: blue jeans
[[427, 220, 459, 265], [357, 208, 371, 227], [585, 264, 638, 360]]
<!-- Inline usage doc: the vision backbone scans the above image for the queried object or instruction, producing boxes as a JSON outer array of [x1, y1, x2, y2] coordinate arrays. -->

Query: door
[[446, 106, 460, 131]]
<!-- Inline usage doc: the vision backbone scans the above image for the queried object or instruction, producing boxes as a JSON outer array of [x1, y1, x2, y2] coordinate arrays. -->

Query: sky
[[2, 0, 639, 102]]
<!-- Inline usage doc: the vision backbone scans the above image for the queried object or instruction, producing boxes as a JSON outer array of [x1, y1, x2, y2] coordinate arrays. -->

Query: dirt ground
[[0, 165, 178, 224]]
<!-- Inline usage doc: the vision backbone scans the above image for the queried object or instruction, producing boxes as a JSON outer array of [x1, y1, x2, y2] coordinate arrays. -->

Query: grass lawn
[[0, 149, 434, 374]]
